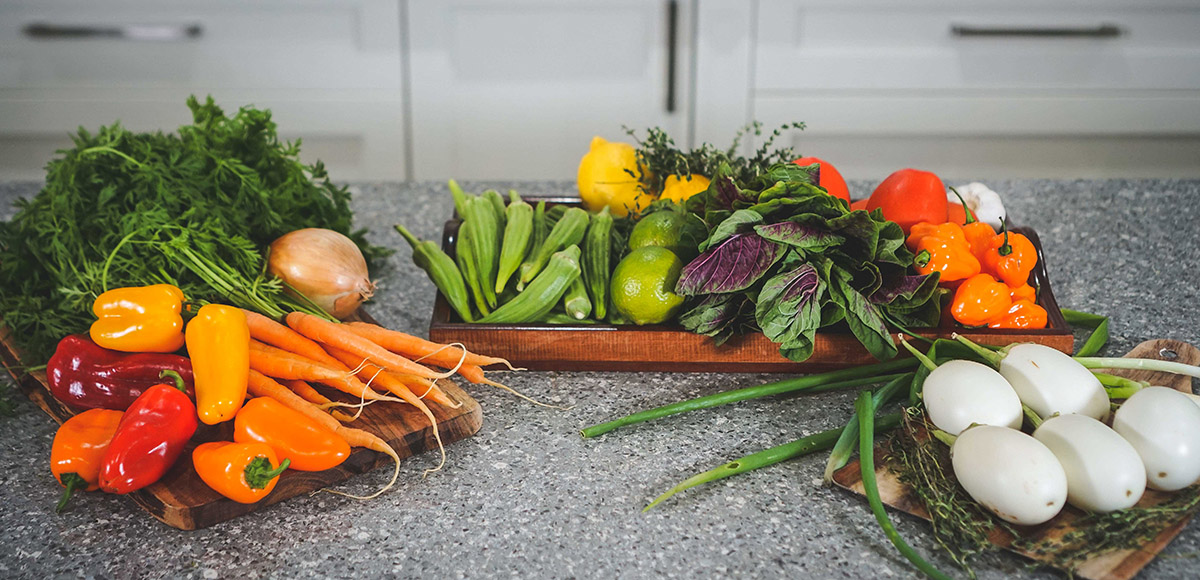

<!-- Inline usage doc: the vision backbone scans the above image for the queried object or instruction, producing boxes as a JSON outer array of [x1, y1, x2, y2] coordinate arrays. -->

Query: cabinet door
[[408, 0, 692, 180], [0, 0, 405, 181]]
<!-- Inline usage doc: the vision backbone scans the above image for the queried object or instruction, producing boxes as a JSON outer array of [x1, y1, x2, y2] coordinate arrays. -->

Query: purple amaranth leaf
[[755, 263, 823, 345], [870, 272, 940, 306], [675, 232, 785, 296], [710, 174, 755, 211], [754, 221, 844, 252]]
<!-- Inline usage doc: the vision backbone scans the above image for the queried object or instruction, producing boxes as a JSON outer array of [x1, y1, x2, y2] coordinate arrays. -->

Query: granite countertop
[[1, 179, 1198, 579]]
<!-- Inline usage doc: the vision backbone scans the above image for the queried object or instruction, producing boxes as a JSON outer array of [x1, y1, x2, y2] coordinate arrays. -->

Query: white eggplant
[[998, 343, 1110, 421], [922, 360, 1022, 435], [1033, 414, 1146, 512], [1112, 386, 1200, 491], [951, 425, 1068, 526]]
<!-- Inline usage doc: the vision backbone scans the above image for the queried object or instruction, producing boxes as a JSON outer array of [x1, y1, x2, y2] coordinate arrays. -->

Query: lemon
[[610, 247, 685, 325], [577, 136, 652, 218], [659, 174, 710, 204], [627, 209, 698, 261]]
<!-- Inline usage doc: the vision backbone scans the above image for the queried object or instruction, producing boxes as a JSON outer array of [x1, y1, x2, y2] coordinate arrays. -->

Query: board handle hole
[[1159, 348, 1179, 360]]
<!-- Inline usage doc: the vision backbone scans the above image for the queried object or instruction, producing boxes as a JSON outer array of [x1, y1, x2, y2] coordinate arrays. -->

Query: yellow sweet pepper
[[90, 284, 186, 353], [185, 304, 250, 425]]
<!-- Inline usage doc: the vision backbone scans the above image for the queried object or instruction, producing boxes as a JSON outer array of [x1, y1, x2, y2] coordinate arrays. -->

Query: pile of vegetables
[[0, 96, 387, 365], [582, 310, 1200, 577]]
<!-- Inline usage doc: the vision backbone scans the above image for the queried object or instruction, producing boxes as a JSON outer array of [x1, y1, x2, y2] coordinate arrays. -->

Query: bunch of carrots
[[243, 310, 522, 496]]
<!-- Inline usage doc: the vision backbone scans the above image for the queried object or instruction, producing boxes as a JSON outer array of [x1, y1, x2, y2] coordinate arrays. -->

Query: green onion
[[644, 413, 902, 512], [856, 392, 952, 580], [822, 373, 912, 483], [580, 358, 918, 438], [1061, 309, 1110, 357]]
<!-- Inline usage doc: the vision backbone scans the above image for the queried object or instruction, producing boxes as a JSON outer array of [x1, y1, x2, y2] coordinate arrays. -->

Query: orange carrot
[[244, 309, 356, 371], [387, 372, 462, 410], [286, 312, 455, 381], [284, 379, 359, 423], [247, 370, 399, 498], [325, 346, 447, 475], [343, 322, 520, 370], [248, 340, 399, 403]]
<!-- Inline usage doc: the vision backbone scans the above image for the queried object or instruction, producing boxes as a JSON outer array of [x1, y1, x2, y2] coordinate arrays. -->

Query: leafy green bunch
[[0, 96, 385, 363], [673, 163, 945, 362]]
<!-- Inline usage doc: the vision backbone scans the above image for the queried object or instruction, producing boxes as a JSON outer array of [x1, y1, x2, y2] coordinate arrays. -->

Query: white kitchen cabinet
[[407, 0, 694, 181], [696, 0, 1200, 179], [0, 0, 406, 181]]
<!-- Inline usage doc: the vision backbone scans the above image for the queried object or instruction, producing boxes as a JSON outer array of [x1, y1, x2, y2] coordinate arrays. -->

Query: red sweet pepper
[[98, 370, 198, 494], [46, 335, 195, 411]]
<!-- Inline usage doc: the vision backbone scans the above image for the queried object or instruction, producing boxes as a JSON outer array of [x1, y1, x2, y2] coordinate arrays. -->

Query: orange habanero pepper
[[234, 397, 350, 472], [192, 441, 289, 504], [905, 222, 980, 284], [988, 299, 1048, 329], [951, 273, 1013, 327], [1009, 283, 1037, 303], [982, 227, 1038, 288], [50, 408, 123, 512]]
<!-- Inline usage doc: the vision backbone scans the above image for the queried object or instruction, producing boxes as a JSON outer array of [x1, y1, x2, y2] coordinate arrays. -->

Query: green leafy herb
[[0, 96, 387, 364]]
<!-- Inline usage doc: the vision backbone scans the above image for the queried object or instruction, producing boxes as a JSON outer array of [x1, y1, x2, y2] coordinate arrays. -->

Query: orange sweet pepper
[[192, 441, 289, 504], [90, 284, 185, 353], [50, 408, 123, 512], [186, 304, 250, 425], [234, 397, 350, 472], [950, 273, 1013, 327], [906, 222, 981, 283]]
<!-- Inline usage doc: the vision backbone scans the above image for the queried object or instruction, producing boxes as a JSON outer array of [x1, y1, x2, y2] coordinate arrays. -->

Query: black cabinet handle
[[665, 0, 678, 113], [951, 24, 1121, 38], [23, 23, 203, 41]]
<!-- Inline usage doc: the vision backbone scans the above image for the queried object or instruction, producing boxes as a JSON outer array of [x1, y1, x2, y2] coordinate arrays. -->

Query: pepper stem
[[244, 456, 291, 489], [159, 369, 187, 394], [998, 217, 1013, 256], [951, 333, 1005, 367], [913, 249, 931, 269], [948, 186, 976, 224], [56, 472, 88, 513]]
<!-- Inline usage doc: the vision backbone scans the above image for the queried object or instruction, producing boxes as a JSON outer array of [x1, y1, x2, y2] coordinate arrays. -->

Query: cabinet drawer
[[0, 0, 401, 90], [756, 0, 1200, 91]]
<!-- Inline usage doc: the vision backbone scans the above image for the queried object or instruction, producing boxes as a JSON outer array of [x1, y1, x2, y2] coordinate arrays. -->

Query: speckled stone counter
[[1, 179, 1198, 579]]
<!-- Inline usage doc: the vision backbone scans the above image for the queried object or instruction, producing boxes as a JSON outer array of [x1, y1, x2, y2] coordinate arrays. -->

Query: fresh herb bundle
[[0, 96, 386, 364], [673, 163, 944, 362], [625, 121, 807, 194]]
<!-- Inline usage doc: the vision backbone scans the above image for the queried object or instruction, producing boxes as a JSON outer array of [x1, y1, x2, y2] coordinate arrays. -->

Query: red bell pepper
[[98, 370, 198, 494], [46, 334, 195, 411]]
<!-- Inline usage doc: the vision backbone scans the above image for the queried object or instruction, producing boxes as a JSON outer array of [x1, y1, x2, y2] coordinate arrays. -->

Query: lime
[[627, 209, 699, 261], [610, 247, 685, 325]]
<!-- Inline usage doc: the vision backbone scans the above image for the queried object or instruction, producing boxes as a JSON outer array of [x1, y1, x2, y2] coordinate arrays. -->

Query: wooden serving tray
[[0, 320, 483, 531], [429, 198, 1073, 372], [831, 339, 1200, 580]]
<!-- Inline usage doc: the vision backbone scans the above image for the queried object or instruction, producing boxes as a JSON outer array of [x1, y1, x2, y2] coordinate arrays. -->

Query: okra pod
[[455, 226, 491, 316], [480, 245, 582, 324], [395, 225, 475, 322], [448, 179, 471, 219], [463, 195, 500, 308], [562, 276, 592, 320], [495, 190, 533, 293], [518, 206, 589, 285], [483, 189, 507, 231], [581, 206, 613, 320]]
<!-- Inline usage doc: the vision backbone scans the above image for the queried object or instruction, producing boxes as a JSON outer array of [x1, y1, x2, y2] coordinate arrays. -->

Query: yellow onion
[[267, 228, 375, 319]]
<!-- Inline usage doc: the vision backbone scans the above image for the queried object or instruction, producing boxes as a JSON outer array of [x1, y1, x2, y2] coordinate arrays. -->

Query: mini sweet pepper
[[90, 284, 186, 353], [186, 304, 250, 425], [192, 441, 289, 504], [50, 408, 123, 511], [98, 370, 198, 494], [46, 334, 195, 411], [234, 397, 350, 472]]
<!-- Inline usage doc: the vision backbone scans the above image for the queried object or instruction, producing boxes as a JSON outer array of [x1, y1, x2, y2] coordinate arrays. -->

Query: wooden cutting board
[[0, 322, 483, 531], [832, 339, 1200, 579]]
